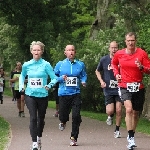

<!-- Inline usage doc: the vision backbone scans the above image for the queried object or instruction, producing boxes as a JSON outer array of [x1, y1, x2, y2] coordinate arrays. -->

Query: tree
[[90, 0, 150, 39], [0, 17, 21, 70]]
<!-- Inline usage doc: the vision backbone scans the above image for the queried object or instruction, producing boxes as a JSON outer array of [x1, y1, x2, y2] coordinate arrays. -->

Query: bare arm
[[9, 77, 19, 82], [95, 69, 106, 88]]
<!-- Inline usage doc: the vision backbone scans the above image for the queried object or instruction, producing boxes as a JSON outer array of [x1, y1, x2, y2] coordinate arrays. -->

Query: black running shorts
[[118, 88, 145, 111], [105, 95, 122, 106]]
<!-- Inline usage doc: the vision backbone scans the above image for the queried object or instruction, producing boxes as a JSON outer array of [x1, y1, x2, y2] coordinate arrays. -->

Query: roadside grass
[[48, 100, 150, 135], [0, 82, 12, 150], [0, 116, 10, 150]]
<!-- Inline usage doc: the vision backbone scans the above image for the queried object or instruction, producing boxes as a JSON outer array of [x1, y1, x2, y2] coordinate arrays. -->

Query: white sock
[[32, 142, 37, 148], [37, 136, 41, 142]]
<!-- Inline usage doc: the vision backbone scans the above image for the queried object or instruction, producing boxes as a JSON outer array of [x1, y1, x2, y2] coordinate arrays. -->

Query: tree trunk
[[89, 0, 114, 40], [89, 0, 150, 40], [143, 84, 150, 119]]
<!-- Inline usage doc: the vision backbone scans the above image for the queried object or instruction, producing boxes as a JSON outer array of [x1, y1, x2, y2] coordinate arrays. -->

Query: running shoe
[[32, 148, 38, 150], [18, 112, 21, 117], [106, 116, 113, 125], [32, 143, 38, 150], [59, 123, 66, 131], [54, 111, 59, 117], [20, 112, 25, 117], [114, 131, 121, 138], [70, 137, 78, 146], [127, 137, 136, 149]]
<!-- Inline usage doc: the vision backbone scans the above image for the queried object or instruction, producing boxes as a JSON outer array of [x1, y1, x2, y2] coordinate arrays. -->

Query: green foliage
[[1, 0, 150, 111], [78, 15, 127, 111], [0, 17, 21, 70]]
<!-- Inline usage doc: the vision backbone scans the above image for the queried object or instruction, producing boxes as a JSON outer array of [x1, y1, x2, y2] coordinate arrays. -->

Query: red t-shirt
[[111, 47, 150, 88]]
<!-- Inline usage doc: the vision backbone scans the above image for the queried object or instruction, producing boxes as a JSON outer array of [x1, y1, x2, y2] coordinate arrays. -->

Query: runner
[[54, 44, 87, 146], [112, 32, 150, 150], [53, 82, 59, 117], [10, 62, 25, 117], [95, 41, 122, 138], [0, 69, 4, 104], [19, 41, 66, 150]]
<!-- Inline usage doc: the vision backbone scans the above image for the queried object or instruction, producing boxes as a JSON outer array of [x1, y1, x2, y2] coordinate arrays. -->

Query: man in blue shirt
[[95, 41, 122, 138], [54, 44, 87, 146]]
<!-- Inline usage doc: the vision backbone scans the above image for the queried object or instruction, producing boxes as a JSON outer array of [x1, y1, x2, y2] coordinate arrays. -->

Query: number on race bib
[[66, 77, 77, 86], [29, 78, 43, 88], [109, 80, 118, 88], [127, 82, 140, 92]]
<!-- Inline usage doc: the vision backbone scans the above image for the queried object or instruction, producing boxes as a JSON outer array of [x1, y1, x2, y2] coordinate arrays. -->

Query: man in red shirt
[[112, 32, 150, 150]]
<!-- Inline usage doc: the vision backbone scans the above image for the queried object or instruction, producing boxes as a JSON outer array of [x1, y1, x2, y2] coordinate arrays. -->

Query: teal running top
[[19, 58, 63, 97]]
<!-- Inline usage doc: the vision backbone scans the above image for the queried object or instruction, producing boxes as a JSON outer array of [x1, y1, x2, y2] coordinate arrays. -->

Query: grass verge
[[0, 116, 10, 150], [0, 82, 12, 150]]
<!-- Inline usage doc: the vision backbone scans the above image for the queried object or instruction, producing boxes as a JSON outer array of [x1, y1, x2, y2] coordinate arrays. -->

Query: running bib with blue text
[[29, 78, 43, 88], [127, 82, 140, 92], [66, 77, 77, 86], [109, 80, 118, 88]]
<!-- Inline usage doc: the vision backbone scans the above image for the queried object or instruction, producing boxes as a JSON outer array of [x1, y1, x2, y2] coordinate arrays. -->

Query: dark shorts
[[105, 95, 122, 106], [15, 90, 21, 99], [20, 91, 25, 95], [118, 88, 145, 111]]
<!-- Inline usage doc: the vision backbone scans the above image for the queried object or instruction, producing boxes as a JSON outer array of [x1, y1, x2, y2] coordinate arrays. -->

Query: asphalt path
[[0, 95, 150, 150]]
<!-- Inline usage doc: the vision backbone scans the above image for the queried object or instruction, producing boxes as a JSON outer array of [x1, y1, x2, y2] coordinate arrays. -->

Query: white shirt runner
[[0, 78, 3, 92]]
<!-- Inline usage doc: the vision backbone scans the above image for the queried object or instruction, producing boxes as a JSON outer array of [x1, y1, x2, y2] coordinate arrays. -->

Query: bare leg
[[115, 101, 122, 127], [106, 103, 114, 116], [21, 94, 25, 112], [106, 103, 114, 125]]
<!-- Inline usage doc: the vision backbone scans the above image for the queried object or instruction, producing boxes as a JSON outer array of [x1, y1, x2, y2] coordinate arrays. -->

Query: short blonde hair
[[30, 41, 45, 52]]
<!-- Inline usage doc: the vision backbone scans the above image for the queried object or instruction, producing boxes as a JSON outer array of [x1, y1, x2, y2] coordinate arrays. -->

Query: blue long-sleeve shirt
[[19, 58, 63, 97], [54, 58, 87, 96]]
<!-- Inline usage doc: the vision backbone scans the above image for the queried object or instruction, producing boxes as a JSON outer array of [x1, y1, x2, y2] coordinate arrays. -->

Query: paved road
[[0, 95, 150, 150]]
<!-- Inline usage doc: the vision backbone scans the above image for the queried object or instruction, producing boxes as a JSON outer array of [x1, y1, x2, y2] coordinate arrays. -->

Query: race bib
[[127, 82, 140, 92], [66, 77, 77, 86], [29, 78, 43, 88], [109, 80, 118, 88]]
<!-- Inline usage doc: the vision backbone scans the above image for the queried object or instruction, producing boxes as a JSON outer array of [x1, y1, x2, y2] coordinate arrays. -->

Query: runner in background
[[10, 67, 17, 103], [10, 62, 25, 117], [0, 69, 4, 104], [53, 82, 59, 117], [95, 41, 122, 138]]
